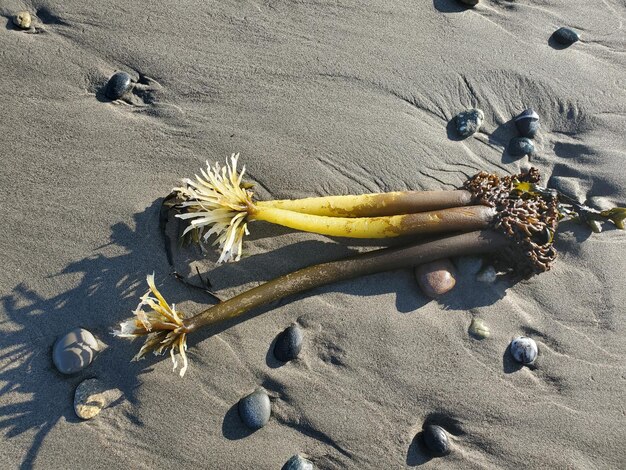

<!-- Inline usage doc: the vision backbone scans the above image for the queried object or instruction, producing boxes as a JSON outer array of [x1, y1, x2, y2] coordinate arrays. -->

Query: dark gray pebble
[[52, 328, 100, 374], [106, 71, 133, 100], [274, 324, 303, 362], [510, 336, 538, 364], [455, 108, 484, 138], [508, 137, 535, 157], [238, 388, 271, 430], [282, 454, 314, 470], [553, 27, 580, 46], [515, 108, 540, 138], [422, 424, 451, 457]]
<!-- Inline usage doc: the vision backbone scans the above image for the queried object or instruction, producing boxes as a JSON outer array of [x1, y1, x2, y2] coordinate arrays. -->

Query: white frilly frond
[[113, 274, 190, 377], [173, 153, 253, 263]]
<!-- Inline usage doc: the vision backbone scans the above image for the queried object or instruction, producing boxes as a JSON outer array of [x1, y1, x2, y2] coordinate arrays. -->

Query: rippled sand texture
[[1, 0, 625, 468]]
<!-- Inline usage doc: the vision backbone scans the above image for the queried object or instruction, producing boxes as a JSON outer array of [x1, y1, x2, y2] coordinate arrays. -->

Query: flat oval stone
[[510, 336, 538, 364], [53, 328, 100, 374], [415, 259, 457, 298], [105, 72, 133, 100], [469, 318, 490, 339], [282, 454, 314, 470], [455, 108, 484, 138], [74, 379, 106, 419], [553, 27, 580, 46], [422, 424, 451, 457], [13, 11, 31, 29], [274, 324, 303, 362], [515, 108, 540, 138], [238, 388, 271, 430], [508, 137, 535, 157]]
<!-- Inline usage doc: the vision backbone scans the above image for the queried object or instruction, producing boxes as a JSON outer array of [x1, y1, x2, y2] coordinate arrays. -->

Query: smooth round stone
[[455, 108, 484, 138], [553, 27, 580, 46], [476, 265, 497, 283], [510, 336, 538, 364], [515, 108, 540, 138], [52, 328, 100, 374], [238, 388, 271, 430], [508, 137, 535, 157], [13, 11, 32, 29], [422, 424, 451, 457], [105, 72, 133, 100], [74, 379, 106, 420], [458, 0, 479, 6], [415, 259, 457, 298], [469, 318, 490, 339], [282, 454, 314, 470], [273, 324, 303, 362]]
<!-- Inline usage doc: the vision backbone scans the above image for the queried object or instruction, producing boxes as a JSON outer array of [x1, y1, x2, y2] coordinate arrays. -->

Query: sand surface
[[1, 0, 626, 468]]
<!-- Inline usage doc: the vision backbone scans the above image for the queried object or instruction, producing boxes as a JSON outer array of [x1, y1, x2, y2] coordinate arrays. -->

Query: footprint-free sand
[[1, 1, 625, 468]]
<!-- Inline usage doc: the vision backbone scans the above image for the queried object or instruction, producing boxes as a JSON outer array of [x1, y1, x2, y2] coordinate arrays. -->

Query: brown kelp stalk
[[116, 230, 507, 376]]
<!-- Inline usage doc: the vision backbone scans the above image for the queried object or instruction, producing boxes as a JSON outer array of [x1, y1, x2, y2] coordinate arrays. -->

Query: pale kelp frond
[[173, 153, 254, 263], [113, 274, 190, 377]]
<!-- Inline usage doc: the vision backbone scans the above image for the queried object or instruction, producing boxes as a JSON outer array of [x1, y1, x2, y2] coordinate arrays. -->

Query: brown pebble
[[415, 259, 457, 298], [74, 379, 121, 420], [13, 11, 31, 30]]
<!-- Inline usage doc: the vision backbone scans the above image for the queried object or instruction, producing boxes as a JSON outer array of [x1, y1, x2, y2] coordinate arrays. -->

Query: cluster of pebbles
[[51, 328, 119, 420], [454, 105, 541, 158]]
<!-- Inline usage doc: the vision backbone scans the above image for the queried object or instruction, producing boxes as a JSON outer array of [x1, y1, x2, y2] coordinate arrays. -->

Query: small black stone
[[282, 454, 314, 470], [105, 71, 133, 100], [422, 424, 451, 457], [273, 324, 303, 362], [508, 137, 535, 157], [553, 27, 580, 46], [238, 388, 271, 430], [515, 108, 540, 138], [455, 108, 484, 138]]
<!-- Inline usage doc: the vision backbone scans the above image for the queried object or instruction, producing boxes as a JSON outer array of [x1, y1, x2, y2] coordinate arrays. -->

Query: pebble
[[422, 424, 451, 457], [274, 324, 303, 362], [553, 27, 580, 46], [510, 336, 538, 364], [13, 11, 31, 30], [508, 137, 535, 157], [415, 259, 457, 298], [468, 318, 490, 339], [283, 454, 314, 470], [105, 71, 133, 100], [52, 328, 100, 374], [514, 108, 540, 138], [455, 108, 484, 138], [74, 379, 107, 420], [238, 388, 271, 430], [476, 265, 497, 283]]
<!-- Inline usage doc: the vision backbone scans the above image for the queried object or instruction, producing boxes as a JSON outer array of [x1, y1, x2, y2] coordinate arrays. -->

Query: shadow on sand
[[0, 200, 201, 469]]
